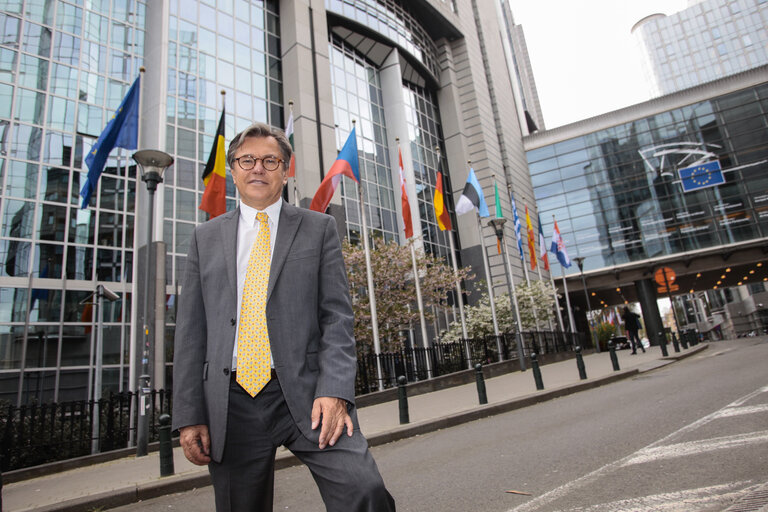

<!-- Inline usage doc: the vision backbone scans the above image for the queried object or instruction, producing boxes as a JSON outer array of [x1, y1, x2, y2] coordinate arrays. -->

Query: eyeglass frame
[[233, 155, 285, 172]]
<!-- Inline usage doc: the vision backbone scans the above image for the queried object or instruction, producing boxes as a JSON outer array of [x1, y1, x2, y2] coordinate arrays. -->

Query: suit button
[[230, 318, 236, 326], [223, 368, 230, 376]]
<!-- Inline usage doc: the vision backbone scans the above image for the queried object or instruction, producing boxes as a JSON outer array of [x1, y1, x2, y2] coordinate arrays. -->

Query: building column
[[635, 278, 665, 346]]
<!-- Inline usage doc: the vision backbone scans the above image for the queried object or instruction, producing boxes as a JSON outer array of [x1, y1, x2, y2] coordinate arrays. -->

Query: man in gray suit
[[173, 122, 395, 511]]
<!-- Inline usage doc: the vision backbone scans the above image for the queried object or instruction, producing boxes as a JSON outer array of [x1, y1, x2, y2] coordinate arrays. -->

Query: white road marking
[[507, 385, 768, 512], [715, 404, 768, 418], [621, 431, 768, 466], [554, 481, 754, 512]]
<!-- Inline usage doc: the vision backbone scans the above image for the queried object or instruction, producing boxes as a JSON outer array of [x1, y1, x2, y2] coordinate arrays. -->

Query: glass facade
[[0, 0, 146, 404], [634, 0, 768, 96], [528, 82, 768, 275]]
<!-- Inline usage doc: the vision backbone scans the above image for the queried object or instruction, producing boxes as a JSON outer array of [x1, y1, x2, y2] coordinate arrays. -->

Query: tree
[[440, 280, 560, 341], [342, 238, 473, 353]]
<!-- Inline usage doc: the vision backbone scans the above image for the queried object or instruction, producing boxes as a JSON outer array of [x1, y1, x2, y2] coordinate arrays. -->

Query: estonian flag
[[199, 108, 227, 218], [455, 167, 489, 217], [309, 127, 360, 212], [81, 75, 140, 208]]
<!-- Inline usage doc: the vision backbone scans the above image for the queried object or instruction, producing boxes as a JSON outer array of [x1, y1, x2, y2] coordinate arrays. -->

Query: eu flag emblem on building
[[679, 160, 724, 192]]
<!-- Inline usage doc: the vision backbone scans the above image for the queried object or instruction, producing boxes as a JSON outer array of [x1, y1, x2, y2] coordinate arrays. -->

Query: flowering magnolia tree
[[342, 238, 474, 353], [440, 280, 559, 341]]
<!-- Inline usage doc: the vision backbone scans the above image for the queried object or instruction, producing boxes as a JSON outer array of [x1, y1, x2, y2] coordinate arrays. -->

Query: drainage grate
[[722, 483, 768, 512]]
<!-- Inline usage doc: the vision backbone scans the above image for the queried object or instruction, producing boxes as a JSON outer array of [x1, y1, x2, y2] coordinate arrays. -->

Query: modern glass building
[[1, 0, 543, 405], [525, 65, 768, 343], [632, 0, 768, 97]]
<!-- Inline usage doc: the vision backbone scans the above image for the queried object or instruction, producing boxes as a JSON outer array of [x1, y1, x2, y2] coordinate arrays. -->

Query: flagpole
[[353, 122, 384, 391], [475, 213, 500, 339], [410, 241, 433, 378], [499, 227, 527, 370], [288, 100, 299, 207]]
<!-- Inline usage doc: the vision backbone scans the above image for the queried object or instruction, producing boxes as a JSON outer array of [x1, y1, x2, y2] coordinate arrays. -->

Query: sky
[[507, 0, 691, 129]]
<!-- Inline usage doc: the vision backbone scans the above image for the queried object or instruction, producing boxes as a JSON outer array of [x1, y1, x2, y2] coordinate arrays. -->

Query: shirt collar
[[239, 198, 282, 227]]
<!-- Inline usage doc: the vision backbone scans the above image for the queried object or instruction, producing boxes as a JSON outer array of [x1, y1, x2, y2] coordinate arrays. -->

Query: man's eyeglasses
[[234, 155, 284, 171]]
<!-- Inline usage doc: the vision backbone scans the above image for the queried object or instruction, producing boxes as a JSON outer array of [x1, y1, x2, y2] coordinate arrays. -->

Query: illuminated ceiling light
[[758, 262, 763, 267], [721, 275, 726, 279], [591, 292, 596, 296], [743, 276, 748, 280], [738, 281, 743, 286], [696, 273, 701, 278], [717, 280, 722, 285], [750, 270, 755, 274], [689, 289, 694, 293], [726, 268, 731, 272], [616, 287, 621, 292], [624, 300, 629, 304], [714, 285, 718, 289]]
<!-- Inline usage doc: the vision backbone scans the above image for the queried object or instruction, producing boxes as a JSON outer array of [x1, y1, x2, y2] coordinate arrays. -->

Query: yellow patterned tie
[[236, 212, 272, 397]]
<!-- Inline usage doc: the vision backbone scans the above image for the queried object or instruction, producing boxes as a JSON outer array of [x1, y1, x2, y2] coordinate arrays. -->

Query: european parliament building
[[0, 0, 544, 405]]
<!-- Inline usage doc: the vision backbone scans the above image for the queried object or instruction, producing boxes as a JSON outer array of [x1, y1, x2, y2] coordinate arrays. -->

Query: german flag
[[199, 109, 226, 218], [433, 161, 452, 231]]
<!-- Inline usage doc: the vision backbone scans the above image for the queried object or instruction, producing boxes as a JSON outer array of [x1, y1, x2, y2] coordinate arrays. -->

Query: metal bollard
[[671, 332, 681, 353], [658, 331, 669, 357], [475, 363, 488, 404], [575, 346, 587, 380], [158, 414, 174, 477], [608, 340, 620, 371], [397, 376, 409, 424], [680, 331, 689, 349], [531, 353, 544, 390]]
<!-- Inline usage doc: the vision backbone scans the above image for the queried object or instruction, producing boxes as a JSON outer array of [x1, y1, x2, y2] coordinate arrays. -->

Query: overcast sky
[[507, 0, 690, 129]]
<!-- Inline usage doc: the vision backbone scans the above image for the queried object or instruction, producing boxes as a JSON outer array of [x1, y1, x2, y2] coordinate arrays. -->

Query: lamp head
[[133, 150, 173, 190], [487, 217, 507, 239]]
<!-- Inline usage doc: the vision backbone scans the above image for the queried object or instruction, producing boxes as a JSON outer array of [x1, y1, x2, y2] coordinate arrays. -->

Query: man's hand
[[311, 397, 354, 449], [179, 424, 212, 465]]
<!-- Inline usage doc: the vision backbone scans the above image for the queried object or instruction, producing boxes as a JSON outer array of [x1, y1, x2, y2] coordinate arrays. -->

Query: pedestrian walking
[[622, 306, 646, 354]]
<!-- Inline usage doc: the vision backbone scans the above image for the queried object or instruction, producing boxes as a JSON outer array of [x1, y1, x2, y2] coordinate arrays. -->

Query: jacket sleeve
[[171, 228, 209, 431], [313, 215, 358, 405]]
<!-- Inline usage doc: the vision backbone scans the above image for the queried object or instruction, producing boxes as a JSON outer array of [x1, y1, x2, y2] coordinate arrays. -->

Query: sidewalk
[[4, 343, 708, 512]]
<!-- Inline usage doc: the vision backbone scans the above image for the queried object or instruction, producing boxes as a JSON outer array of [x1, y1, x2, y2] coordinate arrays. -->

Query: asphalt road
[[110, 338, 768, 511]]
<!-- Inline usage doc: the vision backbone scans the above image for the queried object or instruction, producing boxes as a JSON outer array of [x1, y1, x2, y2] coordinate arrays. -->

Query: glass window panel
[[43, 130, 73, 166], [0, 238, 31, 277], [52, 32, 79, 64], [109, 49, 131, 81], [17, 54, 48, 91], [177, 128, 195, 158], [34, 242, 63, 280], [39, 166, 69, 202], [80, 40, 106, 72], [5, 159, 38, 199], [14, 88, 45, 124], [68, 207, 94, 244], [46, 96, 75, 131], [97, 211, 123, 247], [22, 20, 52, 58], [95, 248, 122, 281], [176, 189, 196, 221], [77, 102, 105, 137], [10, 124, 42, 160], [56, 2, 82, 35], [66, 245, 92, 280], [111, 21, 131, 49], [0, 83, 11, 118], [0, 47, 16, 84], [84, 10, 108, 41], [35, 203, 66, 242], [50, 63, 79, 99], [175, 221, 192, 254]]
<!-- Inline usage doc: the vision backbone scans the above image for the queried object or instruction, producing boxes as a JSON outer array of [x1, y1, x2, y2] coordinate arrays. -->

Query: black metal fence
[[356, 330, 583, 394], [1, 390, 171, 472]]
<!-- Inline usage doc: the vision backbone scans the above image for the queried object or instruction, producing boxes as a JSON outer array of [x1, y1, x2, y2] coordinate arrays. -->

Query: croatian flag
[[550, 218, 571, 268]]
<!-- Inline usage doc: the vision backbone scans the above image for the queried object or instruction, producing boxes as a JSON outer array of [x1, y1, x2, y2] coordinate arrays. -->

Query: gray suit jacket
[[172, 202, 358, 462]]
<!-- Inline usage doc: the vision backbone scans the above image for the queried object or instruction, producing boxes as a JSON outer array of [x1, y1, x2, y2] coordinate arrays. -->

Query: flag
[[433, 163, 452, 231], [81, 75, 140, 208], [538, 213, 550, 271], [510, 193, 524, 259], [679, 160, 724, 192], [494, 182, 502, 253], [398, 147, 413, 238], [525, 205, 536, 270], [455, 167, 489, 217], [310, 127, 360, 212], [550, 218, 571, 268], [199, 108, 227, 217], [285, 108, 296, 178]]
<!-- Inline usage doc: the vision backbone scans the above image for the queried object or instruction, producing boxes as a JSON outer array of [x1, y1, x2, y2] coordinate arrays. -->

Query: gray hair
[[226, 122, 292, 170]]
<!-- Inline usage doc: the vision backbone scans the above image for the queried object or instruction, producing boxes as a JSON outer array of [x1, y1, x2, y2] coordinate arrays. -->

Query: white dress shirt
[[232, 198, 282, 369]]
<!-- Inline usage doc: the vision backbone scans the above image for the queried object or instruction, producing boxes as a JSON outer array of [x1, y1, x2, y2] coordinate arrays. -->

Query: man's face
[[231, 136, 287, 210]]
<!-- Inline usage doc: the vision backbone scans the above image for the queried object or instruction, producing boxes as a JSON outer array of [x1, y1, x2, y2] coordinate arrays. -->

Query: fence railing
[[2, 330, 582, 472], [1, 389, 171, 472], [356, 330, 583, 394]]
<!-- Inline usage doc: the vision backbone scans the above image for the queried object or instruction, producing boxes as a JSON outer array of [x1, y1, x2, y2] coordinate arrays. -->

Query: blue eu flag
[[80, 75, 140, 208], [679, 160, 724, 192]]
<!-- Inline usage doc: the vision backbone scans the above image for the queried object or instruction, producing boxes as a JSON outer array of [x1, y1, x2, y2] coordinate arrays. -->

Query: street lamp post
[[488, 218, 526, 370], [573, 256, 599, 352], [133, 149, 173, 457]]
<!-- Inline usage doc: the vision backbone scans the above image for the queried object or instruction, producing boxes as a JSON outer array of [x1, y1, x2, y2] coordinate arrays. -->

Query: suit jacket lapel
[[268, 203, 301, 302], [221, 208, 239, 302]]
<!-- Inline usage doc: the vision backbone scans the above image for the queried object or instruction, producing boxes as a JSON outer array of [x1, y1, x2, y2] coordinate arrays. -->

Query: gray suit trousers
[[208, 377, 395, 512]]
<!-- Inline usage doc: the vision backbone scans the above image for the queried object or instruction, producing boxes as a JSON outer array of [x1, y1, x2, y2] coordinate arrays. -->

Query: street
[[111, 338, 768, 511]]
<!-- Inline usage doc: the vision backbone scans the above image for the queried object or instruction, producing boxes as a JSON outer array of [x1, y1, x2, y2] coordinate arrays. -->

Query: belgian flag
[[199, 109, 227, 218]]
